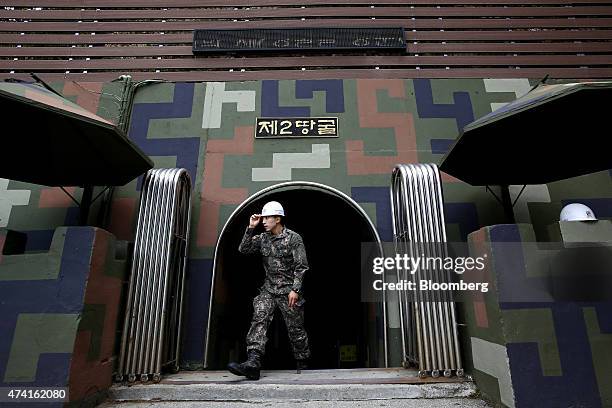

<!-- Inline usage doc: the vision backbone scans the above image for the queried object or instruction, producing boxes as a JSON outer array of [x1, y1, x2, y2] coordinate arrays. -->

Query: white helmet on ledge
[[560, 203, 597, 222], [261, 201, 285, 217]]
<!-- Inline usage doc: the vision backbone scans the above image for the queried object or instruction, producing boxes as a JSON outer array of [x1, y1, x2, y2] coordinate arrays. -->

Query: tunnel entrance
[[204, 182, 386, 370]]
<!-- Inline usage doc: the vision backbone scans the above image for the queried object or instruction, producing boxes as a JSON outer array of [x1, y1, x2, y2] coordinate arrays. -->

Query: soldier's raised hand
[[288, 290, 299, 308], [249, 214, 261, 228]]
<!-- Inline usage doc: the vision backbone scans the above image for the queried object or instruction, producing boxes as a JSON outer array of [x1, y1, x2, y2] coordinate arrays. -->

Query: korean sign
[[255, 117, 339, 138], [193, 28, 406, 53]]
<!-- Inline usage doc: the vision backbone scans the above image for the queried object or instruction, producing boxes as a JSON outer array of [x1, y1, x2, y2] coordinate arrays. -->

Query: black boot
[[296, 358, 309, 374], [227, 350, 262, 380]]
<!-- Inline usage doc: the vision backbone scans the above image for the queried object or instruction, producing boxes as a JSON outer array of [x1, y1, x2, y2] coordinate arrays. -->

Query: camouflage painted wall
[[0, 227, 128, 407], [463, 223, 612, 408], [1, 79, 611, 392]]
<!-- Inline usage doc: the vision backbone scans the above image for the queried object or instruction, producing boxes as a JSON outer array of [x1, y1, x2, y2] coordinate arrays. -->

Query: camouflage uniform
[[238, 225, 311, 360]]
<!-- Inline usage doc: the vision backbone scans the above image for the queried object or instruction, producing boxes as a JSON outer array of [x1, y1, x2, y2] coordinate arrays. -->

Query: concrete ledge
[[100, 398, 492, 408], [109, 382, 478, 402]]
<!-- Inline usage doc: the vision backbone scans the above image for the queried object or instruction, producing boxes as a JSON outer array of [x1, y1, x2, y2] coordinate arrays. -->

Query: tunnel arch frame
[[203, 180, 387, 368]]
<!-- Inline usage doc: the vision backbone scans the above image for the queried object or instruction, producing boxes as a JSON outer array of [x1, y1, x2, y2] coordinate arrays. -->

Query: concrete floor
[[154, 367, 469, 385]]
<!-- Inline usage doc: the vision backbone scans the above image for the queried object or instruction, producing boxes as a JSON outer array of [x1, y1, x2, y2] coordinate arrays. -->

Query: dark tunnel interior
[[206, 186, 383, 370]]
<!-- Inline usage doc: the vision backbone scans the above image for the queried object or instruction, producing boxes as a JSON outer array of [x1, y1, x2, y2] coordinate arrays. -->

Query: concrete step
[[100, 368, 491, 407], [99, 399, 493, 408]]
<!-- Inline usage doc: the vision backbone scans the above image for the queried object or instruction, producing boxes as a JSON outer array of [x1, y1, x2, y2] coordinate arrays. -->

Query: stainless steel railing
[[390, 163, 463, 378], [116, 168, 192, 383]]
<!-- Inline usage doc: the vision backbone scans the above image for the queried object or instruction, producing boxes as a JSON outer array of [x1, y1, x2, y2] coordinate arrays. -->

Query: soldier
[[227, 200, 311, 380]]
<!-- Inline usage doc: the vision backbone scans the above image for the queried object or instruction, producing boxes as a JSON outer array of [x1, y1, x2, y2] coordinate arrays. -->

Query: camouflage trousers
[[246, 288, 311, 360]]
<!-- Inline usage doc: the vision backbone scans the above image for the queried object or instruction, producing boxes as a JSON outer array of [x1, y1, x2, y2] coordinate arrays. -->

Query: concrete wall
[[0, 227, 129, 407], [462, 222, 612, 408]]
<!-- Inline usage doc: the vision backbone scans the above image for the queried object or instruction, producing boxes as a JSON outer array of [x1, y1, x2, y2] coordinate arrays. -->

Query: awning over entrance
[[0, 81, 153, 187], [440, 81, 612, 186], [439, 81, 612, 222]]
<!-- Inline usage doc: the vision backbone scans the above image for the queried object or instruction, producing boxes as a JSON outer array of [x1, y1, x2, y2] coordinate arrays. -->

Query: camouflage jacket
[[238, 225, 309, 295]]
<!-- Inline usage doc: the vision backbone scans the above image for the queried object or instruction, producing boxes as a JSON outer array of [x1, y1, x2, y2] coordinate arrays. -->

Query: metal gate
[[116, 168, 192, 383], [390, 164, 463, 377]]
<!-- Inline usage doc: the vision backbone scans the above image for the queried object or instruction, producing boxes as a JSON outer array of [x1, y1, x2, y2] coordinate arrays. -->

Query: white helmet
[[261, 201, 285, 217], [560, 203, 597, 222]]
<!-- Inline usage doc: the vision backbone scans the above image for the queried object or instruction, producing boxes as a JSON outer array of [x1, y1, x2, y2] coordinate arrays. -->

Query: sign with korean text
[[193, 28, 406, 53], [255, 117, 339, 138]]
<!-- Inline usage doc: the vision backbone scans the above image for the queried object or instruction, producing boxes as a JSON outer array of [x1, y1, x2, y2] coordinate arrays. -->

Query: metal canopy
[[0, 81, 153, 187], [439, 81, 612, 187]]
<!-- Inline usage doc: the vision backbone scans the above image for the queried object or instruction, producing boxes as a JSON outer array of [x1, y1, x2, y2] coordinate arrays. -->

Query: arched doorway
[[203, 182, 387, 370]]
